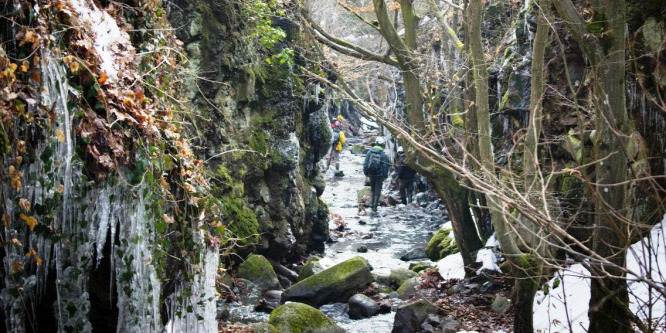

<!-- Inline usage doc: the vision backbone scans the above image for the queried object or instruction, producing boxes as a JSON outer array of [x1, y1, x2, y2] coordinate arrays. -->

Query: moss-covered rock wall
[[167, 0, 331, 260]]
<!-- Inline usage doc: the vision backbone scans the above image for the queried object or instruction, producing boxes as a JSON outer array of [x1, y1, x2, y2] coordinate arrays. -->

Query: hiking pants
[[369, 176, 383, 211], [399, 178, 415, 205]]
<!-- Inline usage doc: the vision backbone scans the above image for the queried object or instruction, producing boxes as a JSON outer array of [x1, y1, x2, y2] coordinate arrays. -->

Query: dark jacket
[[363, 146, 390, 178], [395, 153, 416, 180]]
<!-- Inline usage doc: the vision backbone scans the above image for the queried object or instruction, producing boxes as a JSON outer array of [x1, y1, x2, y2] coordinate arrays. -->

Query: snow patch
[[534, 215, 666, 332], [436, 253, 466, 280], [68, 0, 133, 81]]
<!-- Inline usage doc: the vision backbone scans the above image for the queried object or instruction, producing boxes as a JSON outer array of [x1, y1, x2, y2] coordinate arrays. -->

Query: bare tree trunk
[[512, 1, 551, 331], [551, 0, 632, 330], [588, 0, 632, 330]]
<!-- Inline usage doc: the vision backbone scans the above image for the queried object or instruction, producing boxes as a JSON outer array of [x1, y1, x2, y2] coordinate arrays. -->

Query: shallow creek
[[318, 139, 450, 332]]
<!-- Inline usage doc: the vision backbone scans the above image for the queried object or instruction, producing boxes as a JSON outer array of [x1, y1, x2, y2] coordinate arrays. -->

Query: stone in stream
[[391, 299, 440, 333], [400, 247, 429, 261], [281, 256, 373, 307], [255, 290, 283, 313], [409, 262, 435, 273], [237, 254, 280, 293], [347, 293, 379, 319], [250, 322, 279, 333], [357, 245, 368, 253], [268, 302, 345, 333], [389, 268, 419, 289], [297, 256, 325, 282]]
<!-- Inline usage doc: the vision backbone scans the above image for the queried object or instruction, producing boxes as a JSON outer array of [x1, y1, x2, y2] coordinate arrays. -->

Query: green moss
[[238, 254, 279, 290], [220, 197, 259, 246], [409, 263, 434, 273], [425, 228, 458, 261], [297, 256, 369, 289], [268, 302, 341, 333], [249, 130, 269, 154]]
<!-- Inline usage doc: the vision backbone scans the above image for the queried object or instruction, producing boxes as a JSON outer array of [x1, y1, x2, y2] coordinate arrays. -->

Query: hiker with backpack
[[395, 146, 417, 205], [327, 122, 345, 175], [363, 137, 389, 215]]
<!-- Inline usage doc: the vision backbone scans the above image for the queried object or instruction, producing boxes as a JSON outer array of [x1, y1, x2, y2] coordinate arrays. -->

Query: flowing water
[[319, 137, 450, 332]]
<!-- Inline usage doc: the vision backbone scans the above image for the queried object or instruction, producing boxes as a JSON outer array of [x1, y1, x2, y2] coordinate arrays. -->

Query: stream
[[317, 137, 451, 332], [219, 137, 455, 332]]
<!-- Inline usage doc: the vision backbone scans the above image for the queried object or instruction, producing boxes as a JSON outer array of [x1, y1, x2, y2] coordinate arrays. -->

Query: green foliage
[[242, 0, 293, 67]]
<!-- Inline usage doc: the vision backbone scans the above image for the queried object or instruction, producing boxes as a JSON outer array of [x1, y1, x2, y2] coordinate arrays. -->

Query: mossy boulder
[[409, 263, 434, 273], [297, 256, 324, 282], [389, 268, 419, 289], [396, 277, 421, 300], [251, 322, 280, 333], [424, 228, 458, 261], [268, 302, 345, 333], [282, 256, 373, 307], [237, 254, 280, 293], [350, 144, 365, 155]]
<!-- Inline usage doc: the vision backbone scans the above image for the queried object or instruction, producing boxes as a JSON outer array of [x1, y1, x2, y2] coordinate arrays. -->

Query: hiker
[[395, 146, 417, 205], [328, 122, 345, 175], [363, 137, 389, 214]]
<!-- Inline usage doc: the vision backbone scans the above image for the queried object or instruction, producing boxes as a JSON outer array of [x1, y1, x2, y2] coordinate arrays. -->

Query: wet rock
[[400, 248, 428, 261], [372, 269, 391, 286], [357, 245, 368, 253], [491, 295, 509, 314], [424, 228, 458, 261], [391, 299, 439, 333], [326, 235, 339, 243], [312, 170, 326, 196], [440, 317, 462, 333], [297, 256, 323, 281], [347, 294, 379, 319], [361, 233, 373, 239], [281, 256, 373, 307], [396, 277, 420, 300], [268, 302, 345, 333], [358, 219, 367, 225], [268, 258, 299, 283], [378, 301, 393, 314], [237, 254, 280, 293], [255, 290, 283, 313], [409, 262, 434, 273], [250, 322, 279, 333], [389, 268, 419, 289]]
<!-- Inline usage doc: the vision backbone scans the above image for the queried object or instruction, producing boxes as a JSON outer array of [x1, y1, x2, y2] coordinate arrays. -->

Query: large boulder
[[396, 277, 421, 300], [282, 256, 373, 307], [251, 323, 279, 333], [268, 302, 345, 333], [237, 254, 280, 293], [347, 294, 379, 319], [391, 299, 439, 333], [424, 228, 458, 261]]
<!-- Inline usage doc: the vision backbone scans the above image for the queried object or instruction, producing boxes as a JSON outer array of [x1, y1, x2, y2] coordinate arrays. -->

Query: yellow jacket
[[335, 131, 345, 151]]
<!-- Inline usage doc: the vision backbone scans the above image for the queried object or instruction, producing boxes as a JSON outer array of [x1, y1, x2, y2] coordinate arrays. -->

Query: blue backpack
[[367, 151, 382, 175]]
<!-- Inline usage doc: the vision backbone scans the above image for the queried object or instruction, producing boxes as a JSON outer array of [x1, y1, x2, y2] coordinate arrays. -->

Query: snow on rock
[[475, 234, 501, 274], [67, 0, 134, 82], [475, 249, 501, 274], [534, 215, 666, 332], [436, 253, 466, 280]]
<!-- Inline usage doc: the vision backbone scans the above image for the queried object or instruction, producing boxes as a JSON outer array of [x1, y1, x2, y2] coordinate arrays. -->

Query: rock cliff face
[[167, 0, 331, 258], [0, 1, 330, 331]]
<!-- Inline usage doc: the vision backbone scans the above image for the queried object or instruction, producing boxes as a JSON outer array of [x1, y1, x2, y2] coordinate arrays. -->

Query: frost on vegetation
[[67, 0, 133, 82], [533, 215, 666, 332]]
